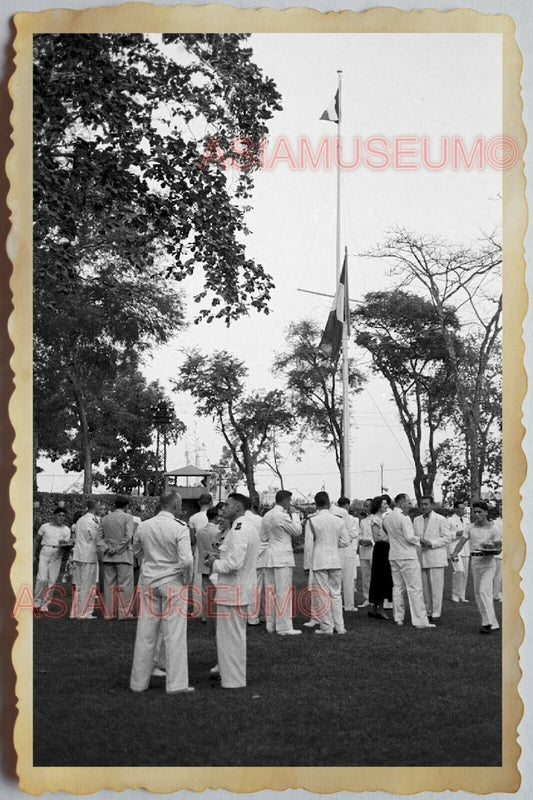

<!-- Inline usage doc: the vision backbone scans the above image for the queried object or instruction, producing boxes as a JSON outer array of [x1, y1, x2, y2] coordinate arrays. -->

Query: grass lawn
[[33, 560, 501, 767]]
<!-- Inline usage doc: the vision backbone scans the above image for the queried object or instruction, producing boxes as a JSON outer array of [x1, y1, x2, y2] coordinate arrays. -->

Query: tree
[[34, 256, 185, 493], [210, 446, 244, 499], [367, 229, 502, 500], [273, 319, 364, 495], [353, 290, 459, 502], [176, 350, 294, 497], [34, 33, 282, 324]]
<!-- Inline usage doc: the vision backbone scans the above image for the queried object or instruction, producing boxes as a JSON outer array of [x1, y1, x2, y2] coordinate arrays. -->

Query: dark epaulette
[[176, 518, 187, 527], [235, 522, 242, 530]]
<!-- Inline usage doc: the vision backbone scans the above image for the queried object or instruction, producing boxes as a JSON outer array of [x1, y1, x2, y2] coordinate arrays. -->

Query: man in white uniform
[[34, 507, 71, 612], [70, 498, 103, 619], [331, 497, 359, 612], [263, 490, 302, 635], [448, 500, 470, 602], [195, 507, 220, 622], [308, 491, 350, 635], [130, 490, 193, 694], [413, 496, 451, 622], [208, 493, 260, 688], [357, 499, 374, 607], [383, 494, 435, 629]]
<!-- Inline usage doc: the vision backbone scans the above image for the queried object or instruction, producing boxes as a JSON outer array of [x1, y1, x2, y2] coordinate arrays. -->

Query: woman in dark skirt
[[368, 494, 393, 620]]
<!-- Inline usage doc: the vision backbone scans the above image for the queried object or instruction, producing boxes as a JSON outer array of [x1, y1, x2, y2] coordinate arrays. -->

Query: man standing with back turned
[[97, 495, 135, 619], [130, 489, 194, 694], [263, 489, 302, 636]]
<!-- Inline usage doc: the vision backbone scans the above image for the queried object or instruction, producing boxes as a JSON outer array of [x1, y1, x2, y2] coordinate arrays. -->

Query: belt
[[471, 551, 498, 557]]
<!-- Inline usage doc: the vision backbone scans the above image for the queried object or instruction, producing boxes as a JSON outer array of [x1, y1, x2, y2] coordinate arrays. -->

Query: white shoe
[[358, 601, 371, 608], [278, 629, 302, 636], [344, 608, 357, 613], [460, 598, 470, 603], [395, 621, 404, 626], [451, 596, 460, 603], [303, 620, 320, 628], [247, 620, 261, 626], [335, 629, 347, 634], [315, 629, 333, 635], [209, 665, 220, 675], [151, 667, 166, 677], [167, 686, 195, 694], [414, 623, 436, 629]]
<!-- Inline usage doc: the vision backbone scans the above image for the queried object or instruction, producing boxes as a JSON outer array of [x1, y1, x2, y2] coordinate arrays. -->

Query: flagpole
[[342, 247, 351, 497], [335, 72, 351, 497]]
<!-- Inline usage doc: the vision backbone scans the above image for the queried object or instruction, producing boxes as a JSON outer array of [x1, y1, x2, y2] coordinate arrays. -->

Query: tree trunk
[[241, 439, 256, 498], [68, 368, 93, 494]]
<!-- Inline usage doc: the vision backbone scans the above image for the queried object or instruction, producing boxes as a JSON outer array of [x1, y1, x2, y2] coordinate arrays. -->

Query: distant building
[[164, 464, 214, 520]]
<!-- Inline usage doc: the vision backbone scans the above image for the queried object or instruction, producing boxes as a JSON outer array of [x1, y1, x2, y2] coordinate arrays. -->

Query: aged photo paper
[[6, 2, 526, 795]]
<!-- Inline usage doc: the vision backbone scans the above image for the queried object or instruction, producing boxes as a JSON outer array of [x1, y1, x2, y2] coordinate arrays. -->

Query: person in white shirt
[[34, 507, 71, 612], [448, 500, 470, 602], [207, 493, 260, 688], [331, 497, 359, 612], [263, 490, 302, 635], [492, 500, 503, 601], [130, 490, 194, 694], [357, 499, 374, 607], [188, 493, 213, 549], [195, 507, 221, 622], [383, 494, 435, 629], [308, 491, 351, 635], [70, 498, 103, 619], [413, 496, 452, 622], [451, 500, 502, 634]]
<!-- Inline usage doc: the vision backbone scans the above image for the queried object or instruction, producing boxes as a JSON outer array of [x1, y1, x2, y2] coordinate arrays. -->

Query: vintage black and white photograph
[[26, 22, 512, 773]]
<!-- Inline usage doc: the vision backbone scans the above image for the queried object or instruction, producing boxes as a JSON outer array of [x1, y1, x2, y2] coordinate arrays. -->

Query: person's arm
[[371, 520, 386, 543], [338, 520, 351, 548], [177, 525, 194, 584], [401, 516, 419, 546], [34, 526, 45, 558], [451, 527, 470, 559], [278, 509, 302, 537]]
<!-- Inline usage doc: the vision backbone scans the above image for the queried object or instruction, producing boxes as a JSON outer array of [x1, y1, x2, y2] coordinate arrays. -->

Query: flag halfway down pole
[[320, 89, 340, 123], [319, 253, 350, 362]]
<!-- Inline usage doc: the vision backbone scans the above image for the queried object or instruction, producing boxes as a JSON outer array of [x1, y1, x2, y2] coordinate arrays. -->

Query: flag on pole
[[319, 254, 350, 362], [320, 90, 340, 123]]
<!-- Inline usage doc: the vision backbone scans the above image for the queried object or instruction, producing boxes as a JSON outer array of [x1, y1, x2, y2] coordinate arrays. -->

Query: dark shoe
[[480, 625, 492, 635]]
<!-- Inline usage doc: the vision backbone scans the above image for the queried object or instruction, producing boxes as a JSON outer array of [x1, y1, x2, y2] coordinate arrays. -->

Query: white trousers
[[216, 604, 248, 688], [471, 557, 499, 628], [70, 562, 98, 618], [493, 558, 503, 600], [312, 569, 344, 633], [359, 559, 372, 602], [340, 551, 356, 610], [248, 567, 266, 623], [421, 567, 445, 618], [452, 556, 470, 600], [34, 546, 63, 607], [390, 559, 429, 627], [130, 582, 189, 693], [103, 562, 135, 619], [264, 566, 295, 633]]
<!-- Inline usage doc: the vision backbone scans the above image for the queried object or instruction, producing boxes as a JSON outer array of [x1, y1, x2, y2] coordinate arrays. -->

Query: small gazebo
[[164, 464, 214, 517]]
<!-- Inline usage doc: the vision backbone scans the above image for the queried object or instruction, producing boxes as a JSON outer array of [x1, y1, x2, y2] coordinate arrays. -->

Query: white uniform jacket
[[212, 517, 260, 606], [383, 508, 419, 560], [262, 504, 301, 568], [330, 505, 360, 558], [448, 513, 470, 557], [72, 513, 99, 563], [413, 511, 451, 568], [308, 509, 350, 571], [134, 511, 193, 588]]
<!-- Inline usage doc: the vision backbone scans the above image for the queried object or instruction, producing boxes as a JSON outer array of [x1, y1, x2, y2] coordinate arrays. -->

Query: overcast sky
[[39, 33, 502, 501]]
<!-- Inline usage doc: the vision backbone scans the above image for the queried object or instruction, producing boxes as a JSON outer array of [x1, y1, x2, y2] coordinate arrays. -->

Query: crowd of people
[[33, 488, 503, 694]]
